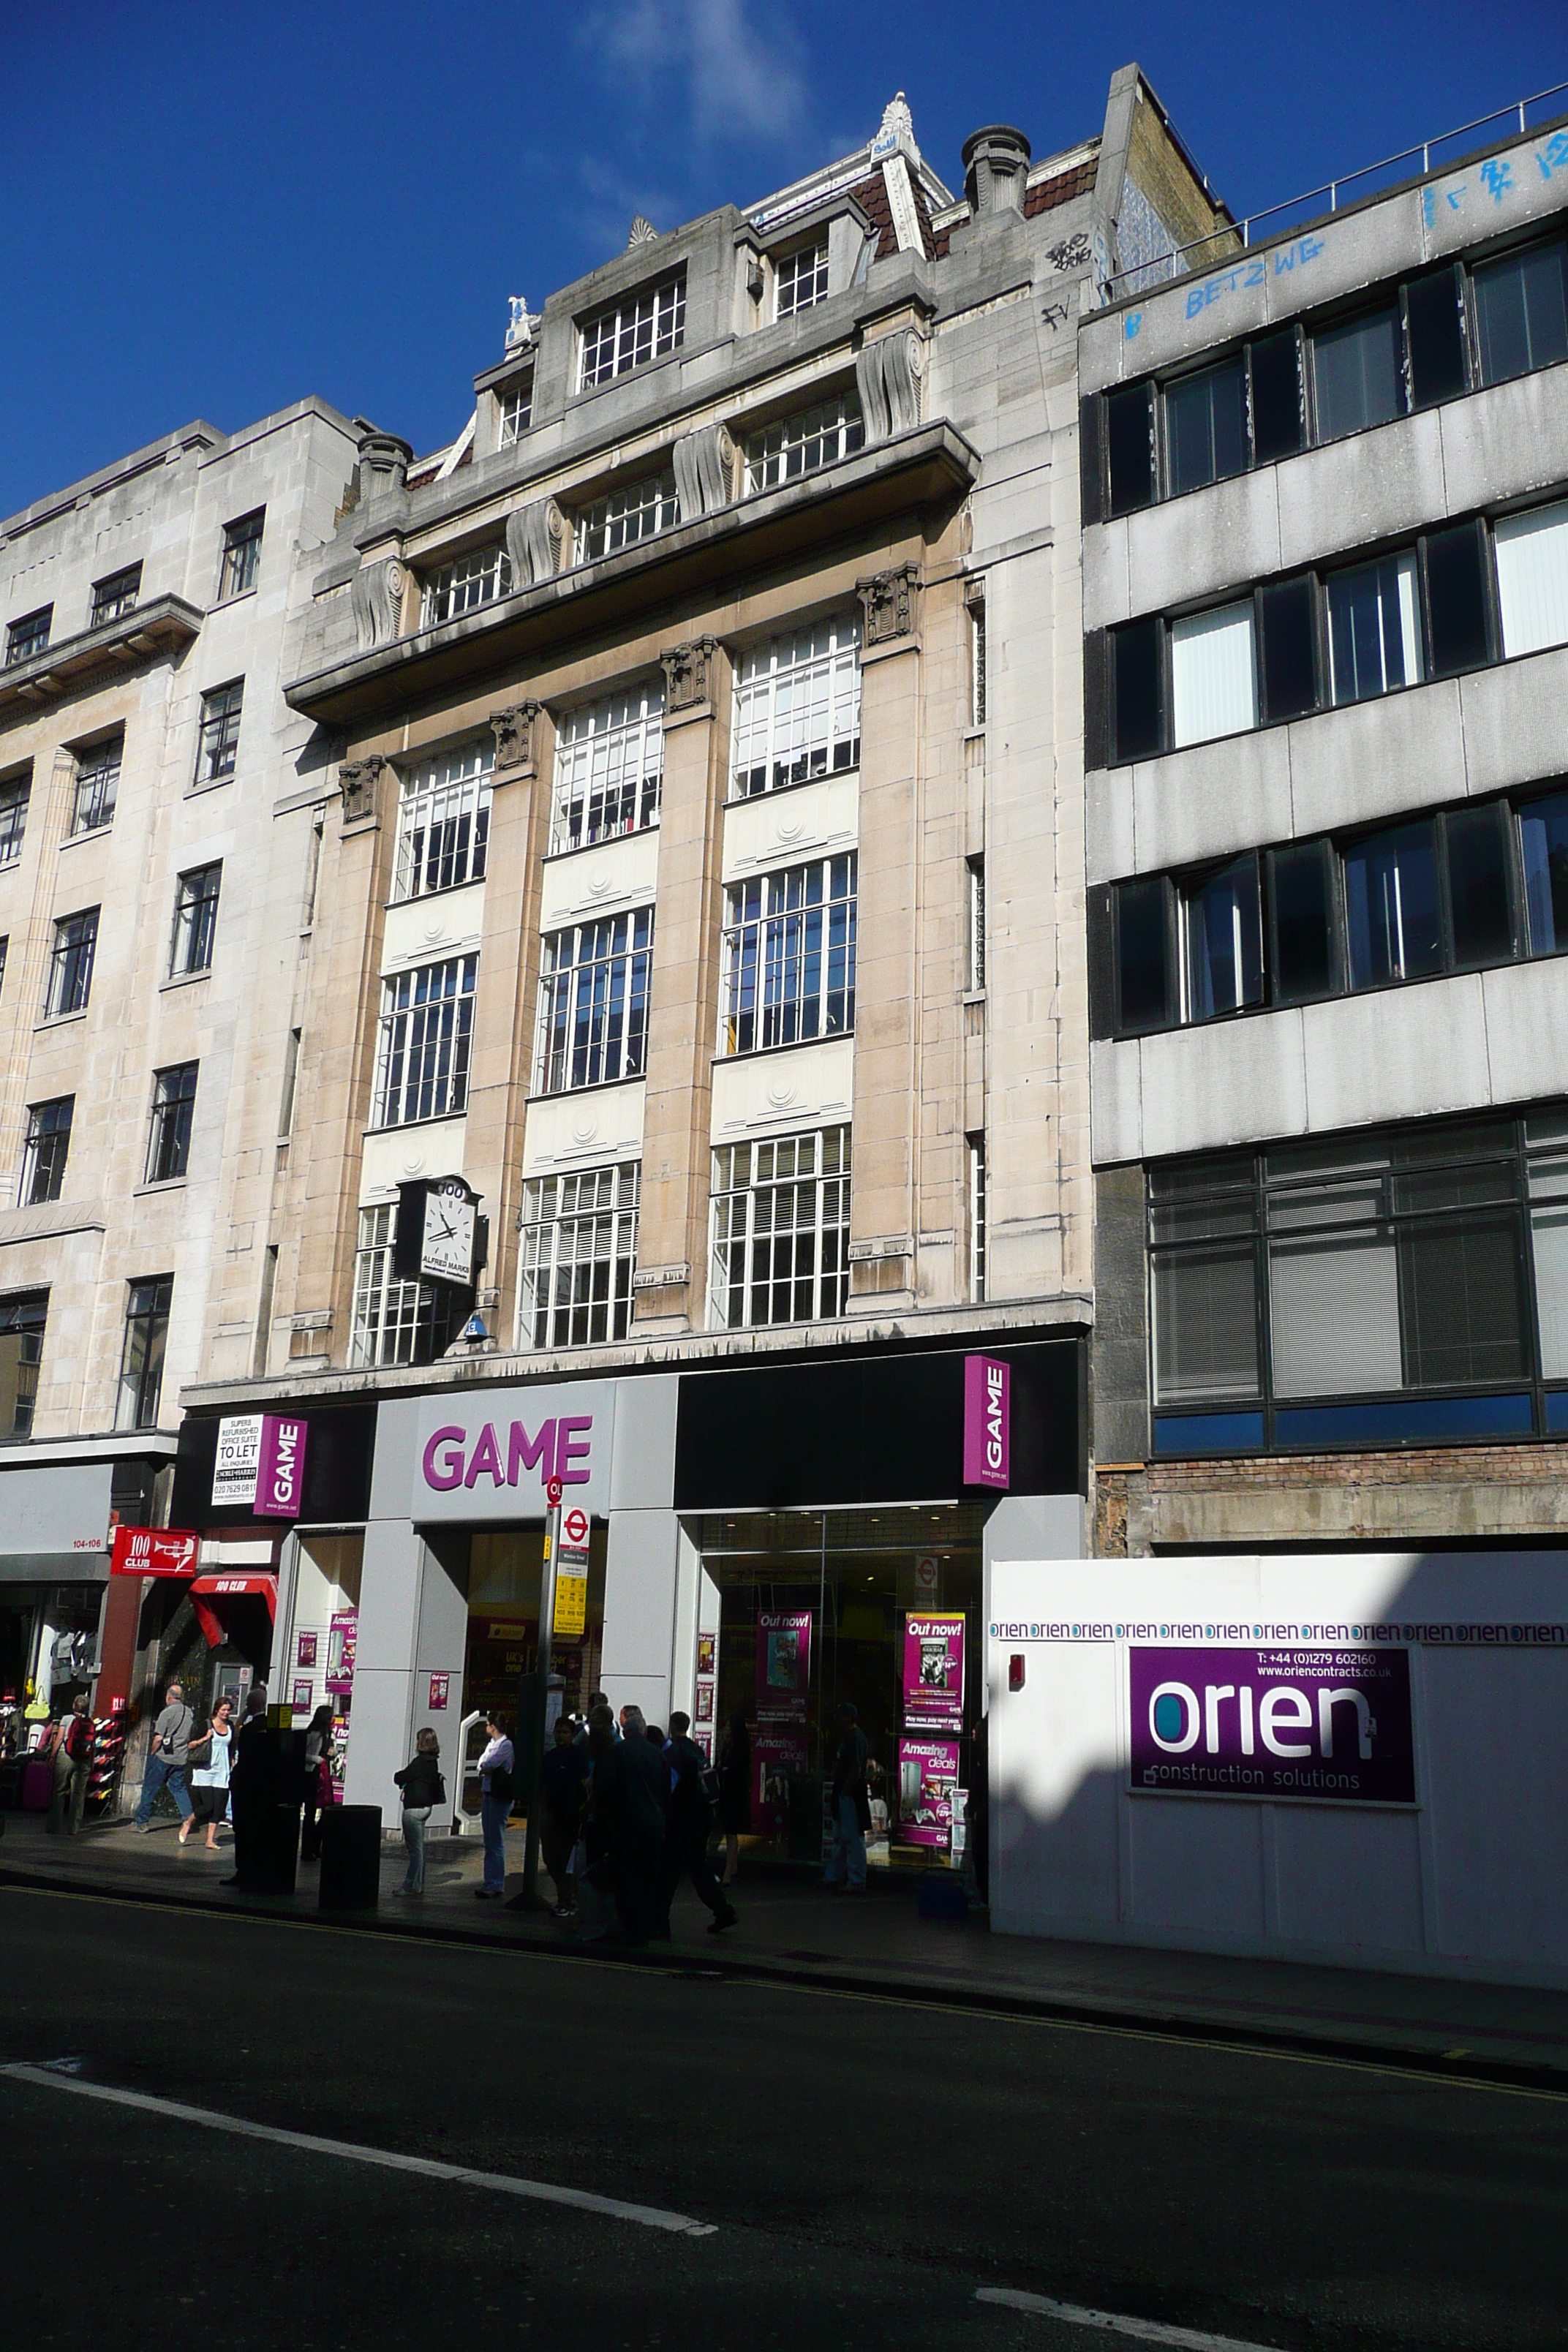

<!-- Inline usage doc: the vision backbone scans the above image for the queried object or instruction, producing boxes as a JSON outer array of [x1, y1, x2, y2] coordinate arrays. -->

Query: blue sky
[[2, 1, 1564, 519]]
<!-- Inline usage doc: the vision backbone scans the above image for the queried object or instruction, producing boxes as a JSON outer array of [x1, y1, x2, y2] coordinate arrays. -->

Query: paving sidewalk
[[4, 1808, 1567, 2089]]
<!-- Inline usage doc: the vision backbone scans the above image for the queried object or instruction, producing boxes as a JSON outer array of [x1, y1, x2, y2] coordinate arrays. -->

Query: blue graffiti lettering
[[1124, 309, 1143, 339], [1481, 157, 1514, 204]]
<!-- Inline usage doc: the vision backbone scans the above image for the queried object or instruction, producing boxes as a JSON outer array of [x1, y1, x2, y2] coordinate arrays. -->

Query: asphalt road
[[2, 1885, 1564, 2351]]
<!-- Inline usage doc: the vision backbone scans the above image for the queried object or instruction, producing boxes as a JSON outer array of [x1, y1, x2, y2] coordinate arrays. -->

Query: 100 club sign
[[1128, 1645, 1416, 1805]]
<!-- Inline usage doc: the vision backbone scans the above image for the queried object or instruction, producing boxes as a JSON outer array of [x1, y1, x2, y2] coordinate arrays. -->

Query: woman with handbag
[[475, 1714, 514, 1899], [300, 1705, 334, 1862], [392, 1727, 445, 1896], [181, 1697, 235, 1852]]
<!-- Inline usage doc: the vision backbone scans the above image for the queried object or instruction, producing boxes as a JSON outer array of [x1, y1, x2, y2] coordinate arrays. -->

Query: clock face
[[421, 1186, 475, 1286]]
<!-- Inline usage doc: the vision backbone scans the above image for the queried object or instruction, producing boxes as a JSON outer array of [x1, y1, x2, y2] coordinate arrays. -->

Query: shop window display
[[288, 1533, 362, 1803]]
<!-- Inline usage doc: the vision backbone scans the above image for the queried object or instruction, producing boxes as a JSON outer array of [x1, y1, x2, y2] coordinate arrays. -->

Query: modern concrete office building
[[170, 77, 1226, 1844], [0, 402, 361, 1746], [1082, 110, 1568, 1549]]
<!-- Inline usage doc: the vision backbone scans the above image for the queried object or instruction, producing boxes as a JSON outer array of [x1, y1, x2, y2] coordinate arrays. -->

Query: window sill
[[527, 1070, 647, 1107], [962, 987, 986, 1009], [712, 1029, 853, 1066], [726, 764, 861, 809], [207, 587, 257, 616], [186, 774, 235, 799], [59, 823, 114, 850], [34, 1010, 88, 1033], [159, 968, 212, 994], [543, 823, 661, 866], [134, 1178, 187, 1198], [361, 1108, 470, 1137], [385, 874, 489, 910]]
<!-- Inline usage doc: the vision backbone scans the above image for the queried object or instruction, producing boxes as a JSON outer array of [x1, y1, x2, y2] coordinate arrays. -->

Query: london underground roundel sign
[[563, 1506, 589, 1547]]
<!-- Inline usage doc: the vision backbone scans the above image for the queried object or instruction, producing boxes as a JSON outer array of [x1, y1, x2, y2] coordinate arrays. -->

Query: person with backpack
[[475, 1714, 514, 1899], [134, 1681, 195, 1833], [47, 1694, 94, 1836], [663, 1710, 737, 1936], [392, 1727, 445, 1896]]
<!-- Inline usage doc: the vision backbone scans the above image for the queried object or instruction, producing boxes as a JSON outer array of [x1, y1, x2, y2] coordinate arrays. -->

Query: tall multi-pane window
[[146, 1064, 198, 1183], [349, 1205, 461, 1368], [517, 1163, 641, 1349], [70, 736, 121, 834], [578, 274, 686, 389], [534, 912, 653, 1094], [731, 617, 862, 799], [6, 608, 51, 666], [195, 682, 244, 783], [20, 1098, 72, 1207], [774, 239, 829, 318], [170, 864, 222, 976], [1326, 554, 1422, 704], [116, 1276, 173, 1431], [967, 857, 986, 992], [374, 957, 478, 1126], [574, 470, 679, 565], [969, 600, 987, 727], [44, 910, 98, 1017], [743, 396, 863, 494], [969, 1134, 987, 1304], [551, 688, 664, 853], [719, 856, 856, 1054], [497, 374, 534, 443], [90, 565, 141, 627], [218, 512, 264, 600], [0, 1291, 48, 1437], [392, 744, 493, 901], [709, 1127, 851, 1330], [421, 545, 511, 627], [0, 769, 30, 867]]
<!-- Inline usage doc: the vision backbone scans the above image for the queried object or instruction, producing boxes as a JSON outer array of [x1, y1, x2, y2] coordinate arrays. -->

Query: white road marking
[[974, 2286, 1278, 2350], [1, 2062, 716, 2236]]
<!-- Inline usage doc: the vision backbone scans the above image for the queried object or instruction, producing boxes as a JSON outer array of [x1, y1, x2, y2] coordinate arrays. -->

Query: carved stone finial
[[489, 700, 542, 774], [504, 497, 564, 591], [339, 755, 386, 823], [505, 295, 538, 353], [350, 556, 407, 652], [961, 124, 1031, 217], [872, 91, 920, 165], [660, 636, 720, 715], [854, 330, 927, 442], [629, 215, 657, 247], [856, 562, 921, 647], [355, 429, 413, 497]]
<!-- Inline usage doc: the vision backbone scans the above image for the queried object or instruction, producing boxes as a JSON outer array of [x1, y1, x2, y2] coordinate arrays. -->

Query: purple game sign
[[962, 1355, 1009, 1489], [1129, 1646, 1415, 1805], [255, 1414, 308, 1518]]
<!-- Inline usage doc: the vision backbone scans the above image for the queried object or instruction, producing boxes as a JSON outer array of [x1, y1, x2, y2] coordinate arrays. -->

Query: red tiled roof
[[1023, 158, 1098, 217], [849, 162, 939, 263]]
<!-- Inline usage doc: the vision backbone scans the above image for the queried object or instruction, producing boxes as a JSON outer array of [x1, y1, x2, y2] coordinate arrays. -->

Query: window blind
[[1171, 602, 1257, 747], [1494, 500, 1568, 659]]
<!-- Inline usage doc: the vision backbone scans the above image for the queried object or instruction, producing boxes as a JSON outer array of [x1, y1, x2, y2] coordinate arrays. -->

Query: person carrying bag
[[392, 1727, 445, 1897]]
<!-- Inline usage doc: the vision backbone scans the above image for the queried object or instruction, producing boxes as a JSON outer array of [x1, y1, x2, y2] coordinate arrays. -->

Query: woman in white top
[[182, 1698, 235, 1852]]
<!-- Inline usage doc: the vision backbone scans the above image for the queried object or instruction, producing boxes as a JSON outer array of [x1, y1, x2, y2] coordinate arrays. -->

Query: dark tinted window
[[1445, 803, 1515, 967], [1520, 790, 1568, 954], [1164, 360, 1247, 497], [1115, 876, 1175, 1031], [1425, 521, 1491, 675], [1270, 841, 1336, 1002], [1405, 269, 1469, 407], [1312, 307, 1403, 440], [1258, 576, 1317, 720], [1184, 855, 1263, 1019], [1111, 617, 1164, 763], [1398, 1217, 1528, 1385], [1343, 821, 1442, 987], [1326, 553, 1421, 704], [1249, 328, 1304, 463], [1105, 382, 1155, 516], [1474, 241, 1568, 385]]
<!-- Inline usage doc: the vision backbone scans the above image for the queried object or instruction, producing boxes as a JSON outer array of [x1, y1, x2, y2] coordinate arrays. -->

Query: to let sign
[[212, 1414, 309, 1517], [962, 1355, 1009, 1490]]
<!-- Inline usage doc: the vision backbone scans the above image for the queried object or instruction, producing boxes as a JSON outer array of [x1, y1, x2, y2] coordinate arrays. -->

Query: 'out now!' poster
[[902, 1613, 965, 1730], [755, 1610, 812, 1719], [895, 1735, 960, 1848]]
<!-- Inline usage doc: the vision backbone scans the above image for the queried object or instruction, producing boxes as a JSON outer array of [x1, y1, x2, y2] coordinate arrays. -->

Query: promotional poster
[[902, 1613, 965, 1731], [755, 1610, 812, 1718], [753, 1723, 808, 1833], [1128, 1643, 1417, 1805], [895, 1735, 961, 1849], [325, 1610, 358, 1697]]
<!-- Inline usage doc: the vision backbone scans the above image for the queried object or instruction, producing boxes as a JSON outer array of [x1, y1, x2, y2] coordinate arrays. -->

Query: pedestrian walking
[[596, 1702, 666, 1944], [824, 1700, 871, 1893], [134, 1681, 195, 1833], [393, 1728, 445, 1896], [300, 1704, 335, 1861], [540, 1713, 590, 1915], [47, 1695, 94, 1836], [474, 1714, 514, 1899], [222, 1689, 271, 1890], [664, 1710, 737, 1934], [717, 1709, 751, 1886], [181, 1698, 235, 1852]]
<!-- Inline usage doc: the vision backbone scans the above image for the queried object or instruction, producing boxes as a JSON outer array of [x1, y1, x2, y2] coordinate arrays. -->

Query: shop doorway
[[686, 1506, 984, 1870], [289, 1532, 362, 1803]]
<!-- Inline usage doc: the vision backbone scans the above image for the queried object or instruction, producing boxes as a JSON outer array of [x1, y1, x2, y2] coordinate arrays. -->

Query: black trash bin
[[319, 1803, 382, 1910]]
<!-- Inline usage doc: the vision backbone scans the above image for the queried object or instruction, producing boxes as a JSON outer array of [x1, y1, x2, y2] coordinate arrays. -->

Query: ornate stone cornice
[[660, 635, 720, 715], [489, 699, 542, 774], [856, 562, 921, 647]]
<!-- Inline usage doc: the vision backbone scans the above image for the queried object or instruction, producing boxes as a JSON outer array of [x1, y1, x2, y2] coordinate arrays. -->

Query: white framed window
[[218, 512, 264, 601], [70, 736, 121, 835], [578, 273, 686, 390], [393, 743, 493, 902], [1170, 600, 1257, 749], [719, 854, 856, 1055], [497, 374, 533, 445], [551, 687, 663, 853], [743, 395, 864, 495], [1495, 499, 1568, 660], [709, 1126, 851, 1330], [731, 615, 862, 799], [420, 544, 511, 628], [195, 681, 244, 784], [91, 565, 141, 627], [574, 470, 679, 565], [349, 1205, 461, 1368], [373, 955, 477, 1126], [517, 1162, 640, 1349], [774, 239, 829, 319], [533, 911, 653, 1095], [968, 1132, 987, 1303]]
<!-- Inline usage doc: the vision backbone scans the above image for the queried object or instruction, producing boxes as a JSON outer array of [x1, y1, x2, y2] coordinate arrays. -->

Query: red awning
[[189, 1574, 278, 1648]]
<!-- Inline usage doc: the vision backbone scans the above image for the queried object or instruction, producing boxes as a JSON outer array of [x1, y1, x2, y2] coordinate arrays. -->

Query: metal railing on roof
[[1106, 80, 1568, 305]]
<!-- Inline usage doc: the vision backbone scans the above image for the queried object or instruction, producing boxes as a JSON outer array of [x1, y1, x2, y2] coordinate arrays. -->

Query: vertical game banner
[[962, 1354, 1009, 1489], [211, 1412, 307, 1516], [902, 1612, 965, 1730], [755, 1610, 812, 1718], [894, 1735, 961, 1849]]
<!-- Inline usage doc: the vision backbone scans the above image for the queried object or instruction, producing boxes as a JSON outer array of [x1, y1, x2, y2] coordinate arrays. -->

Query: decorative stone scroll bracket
[[671, 423, 736, 519], [350, 557, 406, 653], [854, 329, 927, 442], [504, 496, 565, 589], [339, 754, 386, 825], [856, 562, 921, 648], [660, 635, 720, 717], [489, 699, 543, 776]]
